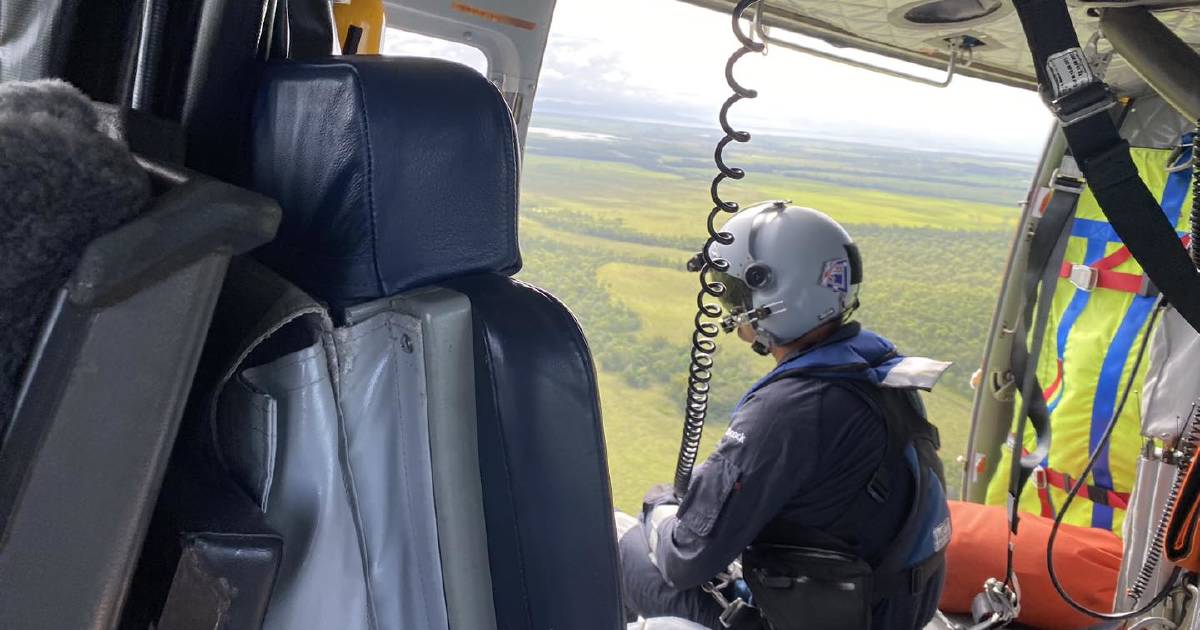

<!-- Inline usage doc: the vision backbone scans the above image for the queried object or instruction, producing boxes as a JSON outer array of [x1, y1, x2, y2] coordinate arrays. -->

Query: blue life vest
[[740, 326, 953, 570]]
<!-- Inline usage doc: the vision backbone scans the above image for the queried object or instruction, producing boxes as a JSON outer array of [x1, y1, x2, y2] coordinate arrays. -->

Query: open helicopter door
[[659, 1, 1200, 628]]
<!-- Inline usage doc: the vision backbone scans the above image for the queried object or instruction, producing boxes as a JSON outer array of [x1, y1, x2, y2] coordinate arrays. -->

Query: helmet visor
[[712, 270, 754, 313]]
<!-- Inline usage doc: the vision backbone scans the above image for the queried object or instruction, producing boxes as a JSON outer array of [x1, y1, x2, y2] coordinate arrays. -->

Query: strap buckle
[[1050, 169, 1085, 195], [704, 571, 757, 628], [1139, 275, 1159, 298], [969, 578, 1021, 629], [1045, 81, 1117, 127], [1033, 466, 1048, 490], [718, 598, 752, 628], [1068, 264, 1098, 291]]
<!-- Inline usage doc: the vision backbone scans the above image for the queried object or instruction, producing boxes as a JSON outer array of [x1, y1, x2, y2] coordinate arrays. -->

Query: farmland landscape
[[515, 113, 1038, 512]]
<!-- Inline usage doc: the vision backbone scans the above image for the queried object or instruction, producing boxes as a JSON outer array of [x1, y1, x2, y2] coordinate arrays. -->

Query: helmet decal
[[819, 258, 851, 294]]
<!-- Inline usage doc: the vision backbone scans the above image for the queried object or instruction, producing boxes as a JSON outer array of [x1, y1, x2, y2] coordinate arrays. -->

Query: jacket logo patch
[[820, 258, 850, 294], [724, 428, 746, 444], [933, 516, 952, 552]]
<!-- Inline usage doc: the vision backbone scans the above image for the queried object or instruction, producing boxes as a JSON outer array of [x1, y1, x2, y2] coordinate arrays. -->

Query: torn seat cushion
[[250, 56, 521, 309], [0, 79, 149, 423]]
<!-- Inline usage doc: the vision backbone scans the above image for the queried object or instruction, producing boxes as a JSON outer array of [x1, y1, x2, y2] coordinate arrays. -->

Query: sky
[[385, 0, 1054, 157]]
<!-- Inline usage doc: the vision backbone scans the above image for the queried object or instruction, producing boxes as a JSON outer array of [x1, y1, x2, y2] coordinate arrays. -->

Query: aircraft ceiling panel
[[691, 0, 1200, 94]]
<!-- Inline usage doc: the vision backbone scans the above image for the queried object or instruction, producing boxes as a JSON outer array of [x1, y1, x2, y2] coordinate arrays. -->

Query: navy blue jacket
[[645, 323, 950, 629]]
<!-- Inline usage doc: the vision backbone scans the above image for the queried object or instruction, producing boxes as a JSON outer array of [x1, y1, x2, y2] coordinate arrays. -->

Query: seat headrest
[[251, 57, 521, 306]]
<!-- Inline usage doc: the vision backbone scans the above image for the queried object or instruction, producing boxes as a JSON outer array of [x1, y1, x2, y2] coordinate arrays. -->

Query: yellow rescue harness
[[988, 141, 1195, 535]]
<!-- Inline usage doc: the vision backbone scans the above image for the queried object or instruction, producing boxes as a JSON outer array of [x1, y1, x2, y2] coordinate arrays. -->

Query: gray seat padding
[[235, 336, 375, 629], [0, 0, 74, 82], [240, 55, 624, 628], [210, 261, 450, 630]]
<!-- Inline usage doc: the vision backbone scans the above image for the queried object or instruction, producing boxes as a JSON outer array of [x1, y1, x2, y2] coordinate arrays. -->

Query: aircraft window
[[382, 28, 488, 75], [903, 0, 1003, 24], [516, 0, 1044, 514]]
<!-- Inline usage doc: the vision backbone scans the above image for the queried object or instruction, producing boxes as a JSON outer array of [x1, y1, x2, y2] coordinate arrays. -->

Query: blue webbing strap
[[1087, 143, 1191, 529]]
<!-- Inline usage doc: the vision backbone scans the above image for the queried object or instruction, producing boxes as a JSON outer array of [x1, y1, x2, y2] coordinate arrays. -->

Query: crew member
[[620, 202, 952, 630]]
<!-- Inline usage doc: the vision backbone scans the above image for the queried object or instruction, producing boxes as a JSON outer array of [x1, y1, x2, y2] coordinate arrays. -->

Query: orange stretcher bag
[[939, 501, 1123, 630], [1166, 453, 1200, 571]]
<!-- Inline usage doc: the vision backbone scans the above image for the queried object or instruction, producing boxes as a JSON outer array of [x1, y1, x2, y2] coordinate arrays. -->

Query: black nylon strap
[[1023, 189, 1079, 326], [872, 549, 945, 601], [1003, 187, 1075, 538], [1013, 0, 1200, 334], [1085, 141, 1200, 328], [837, 382, 944, 577], [764, 379, 944, 576]]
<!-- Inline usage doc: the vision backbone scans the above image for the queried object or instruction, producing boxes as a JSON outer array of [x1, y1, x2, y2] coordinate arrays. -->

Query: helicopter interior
[[3, 0, 1200, 629]]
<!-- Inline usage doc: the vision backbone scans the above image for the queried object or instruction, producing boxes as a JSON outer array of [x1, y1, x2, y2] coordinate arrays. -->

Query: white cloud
[[540, 0, 1051, 154], [382, 30, 489, 73], [384, 0, 1053, 155]]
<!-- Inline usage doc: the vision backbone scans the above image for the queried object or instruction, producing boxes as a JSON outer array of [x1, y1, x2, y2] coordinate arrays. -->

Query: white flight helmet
[[708, 201, 862, 354]]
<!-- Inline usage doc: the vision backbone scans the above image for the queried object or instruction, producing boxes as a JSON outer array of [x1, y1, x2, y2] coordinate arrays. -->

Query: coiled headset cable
[[674, 0, 764, 498]]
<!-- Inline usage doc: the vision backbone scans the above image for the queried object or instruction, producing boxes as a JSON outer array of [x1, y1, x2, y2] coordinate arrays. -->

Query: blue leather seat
[[252, 57, 520, 310], [247, 56, 624, 630]]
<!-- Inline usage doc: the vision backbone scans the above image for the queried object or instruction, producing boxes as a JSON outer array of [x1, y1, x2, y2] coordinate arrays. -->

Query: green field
[[518, 115, 1033, 512]]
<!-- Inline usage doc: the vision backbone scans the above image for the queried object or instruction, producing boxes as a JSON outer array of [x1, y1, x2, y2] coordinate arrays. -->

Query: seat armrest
[[69, 177, 280, 307]]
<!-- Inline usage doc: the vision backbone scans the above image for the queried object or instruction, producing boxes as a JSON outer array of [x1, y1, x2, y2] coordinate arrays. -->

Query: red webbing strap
[[1034, 468, 1057, 519], [1094, 247, 1134, 271], [1058, 262, 1145, 293], [1043, 467, 1130, 511], [1043, 359, 1064, 402], [1059, 236, 1193, 294], [1022, 446, 1131, 515]]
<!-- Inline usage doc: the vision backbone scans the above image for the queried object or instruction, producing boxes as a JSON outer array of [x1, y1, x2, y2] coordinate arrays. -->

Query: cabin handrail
[[751, 1, 964, 89]]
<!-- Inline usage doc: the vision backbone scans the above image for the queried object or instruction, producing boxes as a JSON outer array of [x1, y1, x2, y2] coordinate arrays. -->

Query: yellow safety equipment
[[333, 0, 385, 55], [987, 141, 1195, 536]]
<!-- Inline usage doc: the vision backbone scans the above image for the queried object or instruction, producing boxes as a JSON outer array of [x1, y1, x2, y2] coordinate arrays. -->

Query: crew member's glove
[[639, 484, 681, 570]]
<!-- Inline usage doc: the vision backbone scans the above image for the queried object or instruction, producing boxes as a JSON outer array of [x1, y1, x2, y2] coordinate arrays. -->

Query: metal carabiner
[[963, 577, 1020, 630]]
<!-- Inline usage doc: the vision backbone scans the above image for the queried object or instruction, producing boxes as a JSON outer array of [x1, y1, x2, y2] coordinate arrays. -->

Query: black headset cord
[[1044, 301, 1183, 622]]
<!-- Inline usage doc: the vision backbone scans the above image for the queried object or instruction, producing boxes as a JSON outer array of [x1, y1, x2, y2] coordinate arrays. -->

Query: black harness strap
[[741, 380, 947, 630], [1006, 176, 1078, 504], [817, 381, 946, 594], [985, 180, 1075, 584], [1012, 0, 1200, 334]]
